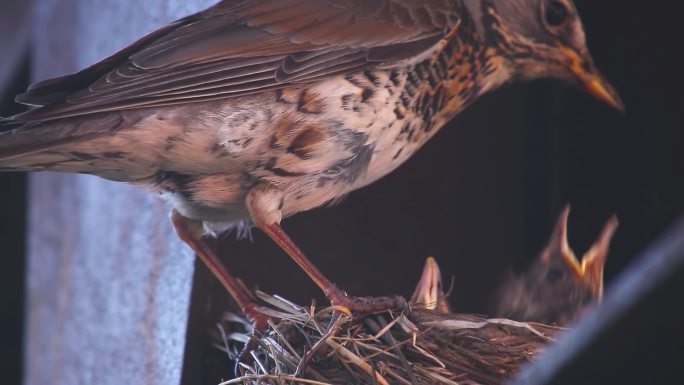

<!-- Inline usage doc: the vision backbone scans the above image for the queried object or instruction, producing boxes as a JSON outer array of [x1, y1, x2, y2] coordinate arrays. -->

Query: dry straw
[[213, 291, 563, 385]]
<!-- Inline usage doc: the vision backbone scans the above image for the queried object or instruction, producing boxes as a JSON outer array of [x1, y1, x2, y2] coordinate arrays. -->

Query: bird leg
[[169, 210, 269, 363], [246, 185, 407, 314]]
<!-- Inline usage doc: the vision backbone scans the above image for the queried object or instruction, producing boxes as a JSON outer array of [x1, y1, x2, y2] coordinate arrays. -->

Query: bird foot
[[325, 287, 408, 314], [234, 304, 272, 374]]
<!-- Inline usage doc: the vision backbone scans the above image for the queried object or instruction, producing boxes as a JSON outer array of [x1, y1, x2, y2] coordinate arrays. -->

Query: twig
[[325, 339, 392, 385]]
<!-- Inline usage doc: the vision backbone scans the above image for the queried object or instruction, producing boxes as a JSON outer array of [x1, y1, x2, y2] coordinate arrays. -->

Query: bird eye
[[546, 269, 563, 283], [544, 0, 569, 27]]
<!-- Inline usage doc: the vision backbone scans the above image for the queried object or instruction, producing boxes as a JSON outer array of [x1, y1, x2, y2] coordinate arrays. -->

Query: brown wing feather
[[12, 0, 459, 122]]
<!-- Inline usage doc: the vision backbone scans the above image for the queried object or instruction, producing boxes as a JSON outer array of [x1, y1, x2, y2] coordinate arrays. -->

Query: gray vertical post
[[24, 1, 216, 384]]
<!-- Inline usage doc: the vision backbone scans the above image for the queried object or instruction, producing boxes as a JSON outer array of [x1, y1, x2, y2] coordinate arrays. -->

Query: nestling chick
[[410, 256, 452, 313], [493, 205, 618, 325]]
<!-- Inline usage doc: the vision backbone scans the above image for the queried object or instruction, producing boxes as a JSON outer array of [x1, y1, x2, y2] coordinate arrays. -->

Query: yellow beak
[[410, 256, 451, 313], [561, 46, 624, 112], [549, 205, 619, 299]]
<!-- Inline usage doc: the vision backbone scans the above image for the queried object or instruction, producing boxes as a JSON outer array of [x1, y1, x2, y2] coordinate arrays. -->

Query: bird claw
[[234, 305, 272, 376], [326, 287, 409, 314]]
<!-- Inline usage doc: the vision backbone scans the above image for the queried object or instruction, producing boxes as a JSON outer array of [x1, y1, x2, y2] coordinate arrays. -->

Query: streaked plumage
[[0, 0, 622, 318]]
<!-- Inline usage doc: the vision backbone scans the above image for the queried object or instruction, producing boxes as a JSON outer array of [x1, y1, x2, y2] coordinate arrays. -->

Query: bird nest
[[213, 292, 563, 385]]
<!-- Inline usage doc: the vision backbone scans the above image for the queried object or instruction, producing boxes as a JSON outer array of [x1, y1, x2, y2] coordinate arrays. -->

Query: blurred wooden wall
[[19, 1, 215, 385]]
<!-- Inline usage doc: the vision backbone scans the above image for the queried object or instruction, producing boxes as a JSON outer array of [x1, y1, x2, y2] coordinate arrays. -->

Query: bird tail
[[0, 113, 139, 177]]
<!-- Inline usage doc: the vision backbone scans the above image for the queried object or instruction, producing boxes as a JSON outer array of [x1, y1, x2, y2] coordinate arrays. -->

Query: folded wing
[[13, 0, 460, 122]]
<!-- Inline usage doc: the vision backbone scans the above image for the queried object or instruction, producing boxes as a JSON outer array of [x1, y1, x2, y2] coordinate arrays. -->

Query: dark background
[[1, 1, 683, 385], [0, 56, 29, 385]]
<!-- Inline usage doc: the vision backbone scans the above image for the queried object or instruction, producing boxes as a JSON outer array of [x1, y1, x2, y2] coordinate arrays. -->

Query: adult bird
[[0, 0, 621, 328]]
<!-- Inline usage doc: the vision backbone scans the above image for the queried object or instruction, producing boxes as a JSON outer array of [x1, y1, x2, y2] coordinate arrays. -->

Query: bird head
[[493, 205, 618, 325], [410, 257, 452, 313], [472, 0, 623, 111], [538, 205, 618, 300]]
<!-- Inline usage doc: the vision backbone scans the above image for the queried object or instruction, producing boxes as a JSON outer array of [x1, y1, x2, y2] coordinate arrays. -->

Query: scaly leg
[[246, 185, 407, 313]]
